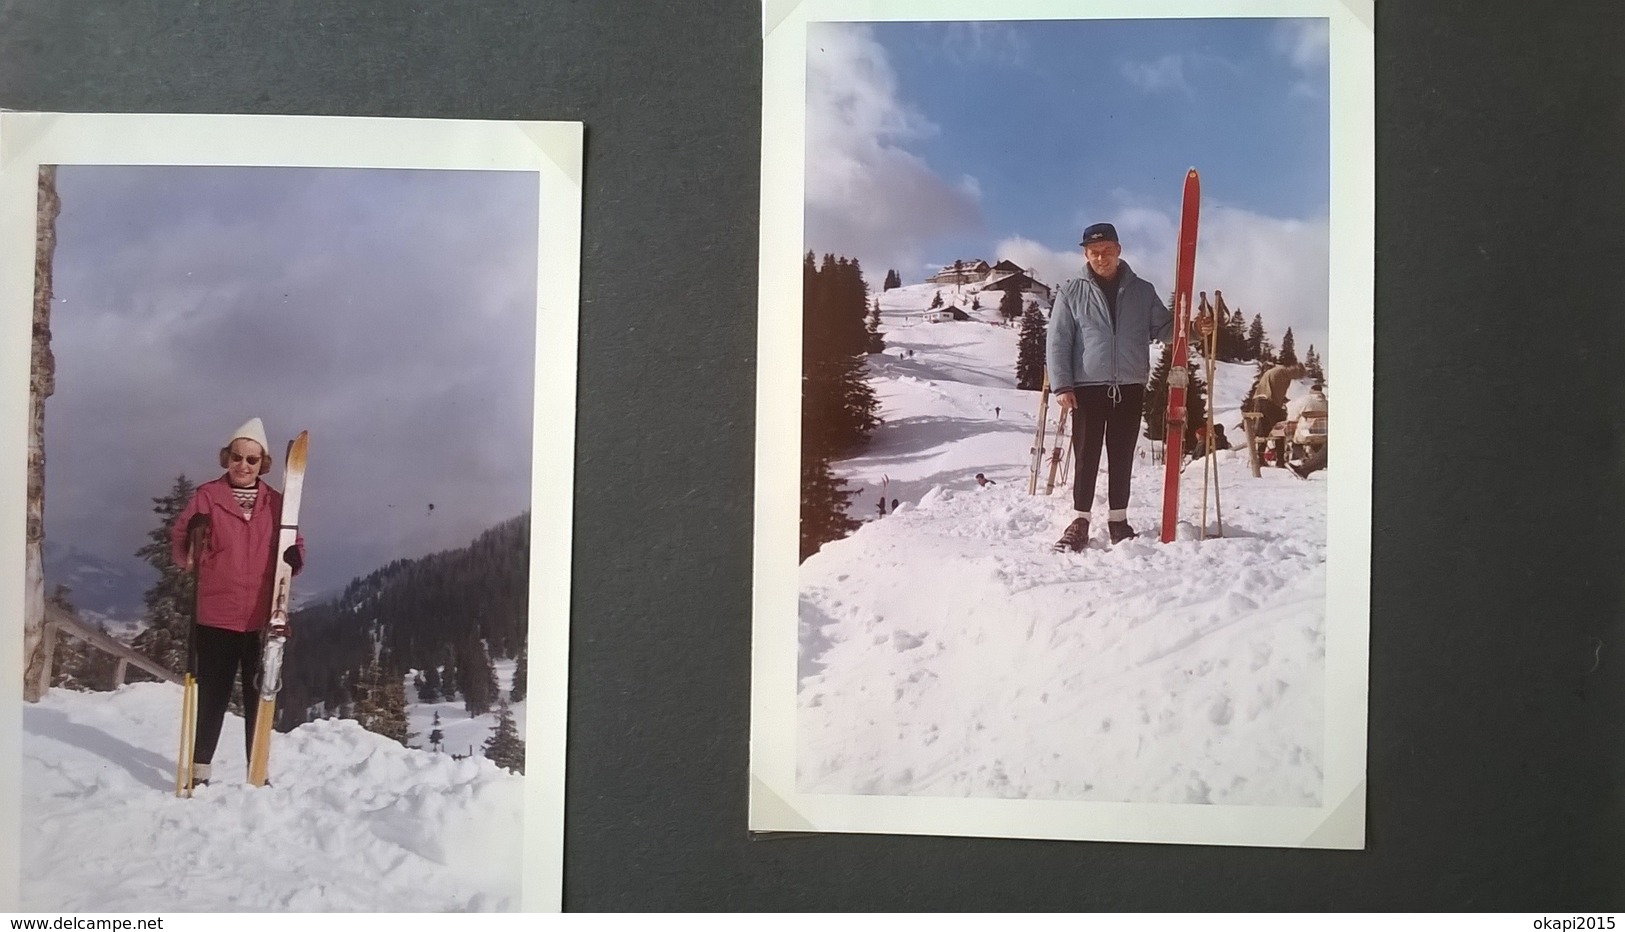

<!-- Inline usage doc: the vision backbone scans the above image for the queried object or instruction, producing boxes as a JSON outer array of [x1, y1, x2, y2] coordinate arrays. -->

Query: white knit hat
[[228, 417, 270, 452]]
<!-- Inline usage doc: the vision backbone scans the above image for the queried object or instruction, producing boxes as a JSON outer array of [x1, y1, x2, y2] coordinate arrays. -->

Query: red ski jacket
[[169, 475, 306, 633]]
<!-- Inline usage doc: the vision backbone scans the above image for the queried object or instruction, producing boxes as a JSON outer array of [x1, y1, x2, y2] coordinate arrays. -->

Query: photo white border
[[0, 111, 583, 910], [750, 0, 1373, 848]]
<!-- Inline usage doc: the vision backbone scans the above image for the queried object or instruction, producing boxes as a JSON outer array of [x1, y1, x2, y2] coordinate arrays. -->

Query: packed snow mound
[[801, 281, 1328, 805], [22, 683, 522, 912], [799, 465, 1325, 805]]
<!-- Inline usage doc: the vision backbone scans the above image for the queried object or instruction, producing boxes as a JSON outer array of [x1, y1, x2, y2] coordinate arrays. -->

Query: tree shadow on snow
[[24, 706, 180, 792], [864, 414, 1024, 464]]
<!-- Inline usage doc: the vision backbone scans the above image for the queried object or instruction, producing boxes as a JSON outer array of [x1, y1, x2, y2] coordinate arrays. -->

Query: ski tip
[[285, 430, 309, 470]]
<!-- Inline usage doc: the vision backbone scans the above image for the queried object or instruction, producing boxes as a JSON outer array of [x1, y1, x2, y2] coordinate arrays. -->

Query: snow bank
[[22, 682, 522, 912]]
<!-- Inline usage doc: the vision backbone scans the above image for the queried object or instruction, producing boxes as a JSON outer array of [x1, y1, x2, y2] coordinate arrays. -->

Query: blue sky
[[805, 17, 1331, 353]]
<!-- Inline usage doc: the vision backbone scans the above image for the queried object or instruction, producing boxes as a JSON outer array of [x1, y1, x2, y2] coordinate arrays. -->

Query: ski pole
[[176, 515, 207, 798]]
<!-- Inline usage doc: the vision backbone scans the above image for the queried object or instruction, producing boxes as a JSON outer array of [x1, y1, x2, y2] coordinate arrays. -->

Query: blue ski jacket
[[1045, 260, 1174, 391]]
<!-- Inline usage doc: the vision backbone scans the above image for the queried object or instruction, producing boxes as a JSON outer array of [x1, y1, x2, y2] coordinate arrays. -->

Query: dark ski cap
[[1080, 222, 1119, 247]]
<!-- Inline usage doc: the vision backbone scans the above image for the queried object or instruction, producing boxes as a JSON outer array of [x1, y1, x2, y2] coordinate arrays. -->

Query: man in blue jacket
[[1046, 222, 1174, 552]]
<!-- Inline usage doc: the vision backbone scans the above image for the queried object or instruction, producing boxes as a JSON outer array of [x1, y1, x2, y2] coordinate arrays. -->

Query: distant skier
[[169, 418, 305, 789], [975, 473, 995, 488], [1046, 222, 1173, 551], [994, 406, 1000, 419]]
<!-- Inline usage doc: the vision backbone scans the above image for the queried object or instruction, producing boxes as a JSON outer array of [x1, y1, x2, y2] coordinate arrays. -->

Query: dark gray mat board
[[2, 0, 1621, 911]]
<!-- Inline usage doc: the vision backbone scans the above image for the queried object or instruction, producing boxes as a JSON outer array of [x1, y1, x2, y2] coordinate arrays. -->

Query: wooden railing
[[38, 601, 180, 695]]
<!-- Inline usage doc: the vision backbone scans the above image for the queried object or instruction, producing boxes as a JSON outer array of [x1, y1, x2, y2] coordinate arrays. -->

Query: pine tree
[[353, 655, 412, 745], [418, 665, 442, 703], [883, 269, 901, 291], [1304, 344, 1326, 384], [1143, 342, 1208, 447], [971, 294, 980, 311], [1245, 314, 1267, 362], [1278, 327, 1299, 367], [483, 699, 526, 774], [800, 453, 860, 561], [929, 291, 943, 309], [457, 632, 498, 717], [998, 288, 1023, 322], [129, 475, 197, 677], [510, 645, 527, 703], [1211, 292, 1245, 362], [440, 646, 460, 702], [803, 253, 880, 459], [1016, 300, 1047, 391], [429, 725, 445, 752], [1224, 307, 1248, 362], [866, 298, 884, 354]]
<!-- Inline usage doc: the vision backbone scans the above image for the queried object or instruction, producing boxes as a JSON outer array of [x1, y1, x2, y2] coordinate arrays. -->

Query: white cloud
[[997, 201, 1330, 355], [1273, 19, 1330, 72], [805, 22, 983, 285], [1121, 54, 1192, 96], [993, 236, 1079, 291], [941, 22, 1029, 67]]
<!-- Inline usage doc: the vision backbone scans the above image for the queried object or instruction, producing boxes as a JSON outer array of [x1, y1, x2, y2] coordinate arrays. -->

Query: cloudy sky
[[44, 166, 540, 599], [806, 17, 1332, 356]]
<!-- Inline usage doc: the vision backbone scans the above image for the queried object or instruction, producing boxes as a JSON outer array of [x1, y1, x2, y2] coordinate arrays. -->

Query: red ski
[[1159, 169, 1201, 543]]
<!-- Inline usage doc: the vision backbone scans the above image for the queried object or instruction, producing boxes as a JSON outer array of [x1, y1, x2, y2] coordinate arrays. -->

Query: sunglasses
[[229, 453, 262, 466]]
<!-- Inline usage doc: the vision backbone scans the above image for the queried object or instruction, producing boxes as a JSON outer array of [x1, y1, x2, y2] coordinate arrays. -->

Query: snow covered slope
[[22, 683, 522, 911], [800, 284, 1326, 806]]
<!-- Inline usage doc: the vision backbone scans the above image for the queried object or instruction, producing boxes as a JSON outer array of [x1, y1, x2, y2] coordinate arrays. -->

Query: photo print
[[0, 113, 581, 910], [751, 0, 1373, 848]]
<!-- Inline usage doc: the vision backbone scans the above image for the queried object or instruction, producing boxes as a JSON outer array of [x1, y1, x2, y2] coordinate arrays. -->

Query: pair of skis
[[1026, 370, 1071, 497], [175, 430, 307, 795]]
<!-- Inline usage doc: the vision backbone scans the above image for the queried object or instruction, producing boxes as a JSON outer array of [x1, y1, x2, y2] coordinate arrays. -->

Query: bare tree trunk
[[24, 165, 59, 702]]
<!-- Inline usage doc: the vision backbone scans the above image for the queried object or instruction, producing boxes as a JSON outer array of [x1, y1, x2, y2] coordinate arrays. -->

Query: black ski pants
[[192, 624, 262, 766], [1069, 383, 1145, 515]]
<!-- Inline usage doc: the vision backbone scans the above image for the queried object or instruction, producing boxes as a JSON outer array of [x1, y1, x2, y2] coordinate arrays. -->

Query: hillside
[[800, 279, 1328, 805]]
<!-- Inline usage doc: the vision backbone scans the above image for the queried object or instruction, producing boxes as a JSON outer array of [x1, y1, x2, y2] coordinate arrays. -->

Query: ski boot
[[1053, 517, 1090, 553], [1108, 520, 1138, 544]]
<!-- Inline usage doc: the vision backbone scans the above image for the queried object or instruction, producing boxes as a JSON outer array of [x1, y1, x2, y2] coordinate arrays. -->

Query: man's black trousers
[[1068, 383, 1146, 515], [192, 623, 263, 766]]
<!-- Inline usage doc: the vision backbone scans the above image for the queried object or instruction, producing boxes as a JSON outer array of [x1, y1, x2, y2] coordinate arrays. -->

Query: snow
[[799, 287, 1327, 805], [22, 681, 523, 911], [403, 659, 526, 760]]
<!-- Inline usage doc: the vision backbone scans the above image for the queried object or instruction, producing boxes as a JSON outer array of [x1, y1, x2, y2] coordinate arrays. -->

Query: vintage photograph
[[0, 114, 581, 910], [752, 1, 1372, 847]]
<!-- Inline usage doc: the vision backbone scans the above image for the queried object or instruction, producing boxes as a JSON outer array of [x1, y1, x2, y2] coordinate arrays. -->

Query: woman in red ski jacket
[[168, 417, 305, 788]]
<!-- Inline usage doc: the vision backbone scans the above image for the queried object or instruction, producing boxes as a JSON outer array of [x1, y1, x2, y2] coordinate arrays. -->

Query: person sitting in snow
[[1188, 423, 1232, 459], [169, 418, 305, 789], [1046, 222, 1174, 551]]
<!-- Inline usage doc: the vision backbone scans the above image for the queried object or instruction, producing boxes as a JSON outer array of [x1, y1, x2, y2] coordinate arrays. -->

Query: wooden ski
[[1159, 169, 1201, 543], [247, 430, 307, 787]]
